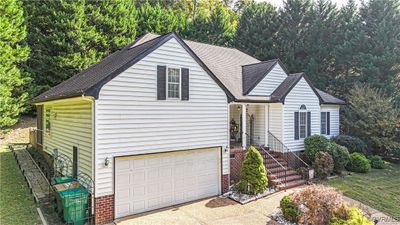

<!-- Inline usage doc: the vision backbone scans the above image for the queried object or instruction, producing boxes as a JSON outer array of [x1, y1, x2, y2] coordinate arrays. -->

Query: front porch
[[228, 103, 311, 190]]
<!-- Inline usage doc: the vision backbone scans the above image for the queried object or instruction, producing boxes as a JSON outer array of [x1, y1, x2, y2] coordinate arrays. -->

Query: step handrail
[[267, 131, 310, 169], [259, 146, 285, 169], [258, 145, 287, 188]]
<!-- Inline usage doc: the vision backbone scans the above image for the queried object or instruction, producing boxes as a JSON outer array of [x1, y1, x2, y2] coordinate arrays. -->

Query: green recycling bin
[[54, 176, 73, 185], [59, 187, 90, 225], [54, 176, 74, 216]]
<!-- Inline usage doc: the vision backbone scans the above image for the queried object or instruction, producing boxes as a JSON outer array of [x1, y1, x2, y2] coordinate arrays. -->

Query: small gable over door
[[248, 62, 288, 96]]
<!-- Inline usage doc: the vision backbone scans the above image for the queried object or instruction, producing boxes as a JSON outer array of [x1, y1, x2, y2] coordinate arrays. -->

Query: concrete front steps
[[262, 152, 306, 190]]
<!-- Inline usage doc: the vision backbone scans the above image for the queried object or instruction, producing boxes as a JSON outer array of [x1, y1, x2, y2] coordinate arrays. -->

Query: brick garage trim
[[230, 148, 245, 184], [221, 174, 230, 193], [95, 194, 114, 225]]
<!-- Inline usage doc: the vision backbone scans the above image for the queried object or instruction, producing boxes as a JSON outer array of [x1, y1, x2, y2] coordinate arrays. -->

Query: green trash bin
[[59, 187, 90, 225], [54, 176, 73, 185], [53, 176, 73, 216]]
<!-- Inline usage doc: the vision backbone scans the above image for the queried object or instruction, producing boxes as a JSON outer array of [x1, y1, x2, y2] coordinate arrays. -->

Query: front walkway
[[115, 188, 302, 225]]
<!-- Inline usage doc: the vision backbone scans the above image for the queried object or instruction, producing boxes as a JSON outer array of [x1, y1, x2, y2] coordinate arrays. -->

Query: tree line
[[1, 0, 400, 130]]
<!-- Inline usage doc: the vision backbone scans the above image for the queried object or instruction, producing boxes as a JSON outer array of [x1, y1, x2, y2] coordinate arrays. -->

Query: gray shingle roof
[[242, 60, 278, 95], [316, 89, 346, 105], [32, 32, 344, 105], [32, 34, 166, 103], [271, 73, 303, 101]]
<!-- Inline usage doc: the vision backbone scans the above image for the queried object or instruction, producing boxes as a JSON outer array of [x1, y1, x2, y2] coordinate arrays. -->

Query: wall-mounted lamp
[[224, 146, 229, 153], [104, 157, 110, 167]]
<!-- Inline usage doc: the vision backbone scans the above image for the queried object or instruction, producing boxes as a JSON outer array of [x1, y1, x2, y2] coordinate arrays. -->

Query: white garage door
[[114, 148, 220, 218]]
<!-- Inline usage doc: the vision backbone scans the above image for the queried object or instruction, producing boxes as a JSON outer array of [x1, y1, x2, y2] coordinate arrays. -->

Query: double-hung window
[[299, 111, 307, 138], [320, 112, 330, 135], [45, 108, 51, 134], [295, 104, 310, 140], [167, 68, 180, 99]]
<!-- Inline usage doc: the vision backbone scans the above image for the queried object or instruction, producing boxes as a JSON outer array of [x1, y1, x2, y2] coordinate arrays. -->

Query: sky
[[257, 0, 360, 8]]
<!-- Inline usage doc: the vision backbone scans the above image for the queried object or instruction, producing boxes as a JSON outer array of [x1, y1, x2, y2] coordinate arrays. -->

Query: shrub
[[304, 135, 329, 161], [346, 153, 371, 173], [291, 184, 344, 225], [369, 155, 385, 169], [314, 151, 334, 179], [296, 167, 309, 180], [327, 142, 350, 174], [280, 195, 299, 223], [331, 206, 374, 225], [331, 135, 368, 155], [234, 146, 268, 194]]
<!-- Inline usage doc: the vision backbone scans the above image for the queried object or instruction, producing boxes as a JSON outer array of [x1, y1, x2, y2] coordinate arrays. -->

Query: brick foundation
[[221, 174, 230, 193], [95, 194, 114, 225], [230, 148, 246, 183]]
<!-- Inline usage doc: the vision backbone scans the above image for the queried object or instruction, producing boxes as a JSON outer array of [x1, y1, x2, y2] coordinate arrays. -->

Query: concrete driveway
[[115, 188, 300, 225]]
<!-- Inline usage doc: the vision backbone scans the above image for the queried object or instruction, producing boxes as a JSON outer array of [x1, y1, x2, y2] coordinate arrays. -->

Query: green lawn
[[0, 145, 41, 225], [325, 163, 400, 219]]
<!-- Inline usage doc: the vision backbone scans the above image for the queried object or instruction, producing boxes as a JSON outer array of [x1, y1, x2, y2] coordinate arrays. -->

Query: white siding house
[[32, 32, 345, 223], [249, 64, 288, 96], [320, 104, 340, 138], [283, 78, 321, 152], [41, 98, 93, 176], [95, 38, 229, 197]]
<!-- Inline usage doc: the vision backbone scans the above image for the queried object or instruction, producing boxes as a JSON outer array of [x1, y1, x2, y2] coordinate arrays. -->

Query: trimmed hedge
[[327, 142, 350, 174], [369, 155, 385, 169], [331, 135, 368, 155], [346, 153, 371, 173], [280, 195, 299, 223], [304, 135, 329, 162]]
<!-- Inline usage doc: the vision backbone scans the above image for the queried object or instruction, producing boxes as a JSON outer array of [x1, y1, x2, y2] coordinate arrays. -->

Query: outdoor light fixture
[[104, 157, 110, 167]]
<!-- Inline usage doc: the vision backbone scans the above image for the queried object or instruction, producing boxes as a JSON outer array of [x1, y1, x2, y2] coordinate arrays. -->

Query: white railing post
[[242, 104, 247, 150]]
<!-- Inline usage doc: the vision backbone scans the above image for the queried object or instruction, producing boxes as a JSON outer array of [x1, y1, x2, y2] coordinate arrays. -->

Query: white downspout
[[81, 95, 95, 215]]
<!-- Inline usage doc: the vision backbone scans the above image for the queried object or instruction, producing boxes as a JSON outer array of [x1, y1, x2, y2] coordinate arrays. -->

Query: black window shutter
[[181, 68, 189, 100], [320, 112, 324, 134], [327, 112, 330, 135], [73, 146, 78, 179], [307, 112, 311, 137], [294, 112, 299, 140], [157, 65, 166, 100]]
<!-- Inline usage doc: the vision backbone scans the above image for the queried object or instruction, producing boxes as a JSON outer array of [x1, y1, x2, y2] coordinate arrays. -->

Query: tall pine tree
[[330, 0, 363, 99], [274, 0, 313, 72], [25, 0, 100, 96], [86, 0, 138, 55], [0, 0, 30, 128], [235, 2, 279, 60], [183, 1, 237, 46], [357, 0, 400, 98], [137, 2, 187, 37]]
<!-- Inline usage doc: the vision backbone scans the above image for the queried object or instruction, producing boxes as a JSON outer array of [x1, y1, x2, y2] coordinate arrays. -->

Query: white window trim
[[166, 66, 181, 100], [297, 104, 308, 140]]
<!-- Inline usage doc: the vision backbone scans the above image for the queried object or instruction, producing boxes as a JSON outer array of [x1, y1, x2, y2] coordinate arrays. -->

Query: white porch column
[[241, 104, 247, 150], [264, 104, 269, 146]]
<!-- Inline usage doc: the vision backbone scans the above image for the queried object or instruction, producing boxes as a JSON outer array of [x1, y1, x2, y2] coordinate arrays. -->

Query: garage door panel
[[133, 201, 145, 212], [116, 160, 131, 171], [115, 203, 131, 218], [115, 149, 220, 218]]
